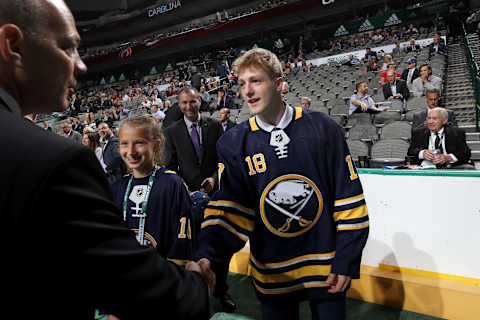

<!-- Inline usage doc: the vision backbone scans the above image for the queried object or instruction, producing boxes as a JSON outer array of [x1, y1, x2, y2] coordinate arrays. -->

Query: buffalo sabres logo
[[132, 230, 157, 248], [260, 175, 323, 237]]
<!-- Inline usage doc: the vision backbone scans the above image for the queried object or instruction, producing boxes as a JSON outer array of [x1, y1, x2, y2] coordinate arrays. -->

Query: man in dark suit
[[363, 47, 377, 63], [405, 39, 421, 53], [401, 57, 420, 90], [216, 88, 234, 110], [0, 0, 210, 319], [219, 108, 236, 132], [164, 87, 236, 311], [412, 88, 457, 131], [428, 34, 447, 59], [408, 108, 471, 168], [98, 121, 127, 184], [162, 102, 183, 128], [383, 70, 410, 101]]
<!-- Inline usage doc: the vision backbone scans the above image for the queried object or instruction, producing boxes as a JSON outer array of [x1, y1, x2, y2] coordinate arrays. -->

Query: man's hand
[[187, 258, 216, 295], [200, 177, 215, 193], [423, 149, 436, 161], [360, 102, 368, 112], [433, 154, 451, 165], [326, 273, 351, 293]]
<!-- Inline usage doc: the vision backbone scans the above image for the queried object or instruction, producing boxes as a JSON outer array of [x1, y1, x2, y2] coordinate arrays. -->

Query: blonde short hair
[[232, 48, 283, 79]]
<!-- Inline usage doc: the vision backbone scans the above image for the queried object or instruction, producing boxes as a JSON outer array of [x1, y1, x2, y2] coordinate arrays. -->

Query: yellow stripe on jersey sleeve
[[201, 220, 249, 242], [208, 200, 256, 215], [333, 204, 368, 222], [204, 208, 254, 232], [252, 265, 331, 284], [249, 117, 259, 131], [334, 194, 364, 207], [295, 107, 303, 120], [250, 252, 335, 270]]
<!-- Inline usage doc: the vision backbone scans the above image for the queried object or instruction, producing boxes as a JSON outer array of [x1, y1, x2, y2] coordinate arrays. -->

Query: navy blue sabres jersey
[[197, 106, 369, 302], [112, 167, 193, 266]]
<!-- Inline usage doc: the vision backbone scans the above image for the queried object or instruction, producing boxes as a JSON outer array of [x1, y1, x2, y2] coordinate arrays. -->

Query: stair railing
[[462, 23, 480, 131]]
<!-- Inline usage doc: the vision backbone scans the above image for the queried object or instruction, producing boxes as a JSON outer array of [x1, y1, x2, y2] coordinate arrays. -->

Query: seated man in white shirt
[[150, 104, 165, 122], [349, 81, 388, 115], [407, 108, 471, 168], [411, 64, 442, 97]]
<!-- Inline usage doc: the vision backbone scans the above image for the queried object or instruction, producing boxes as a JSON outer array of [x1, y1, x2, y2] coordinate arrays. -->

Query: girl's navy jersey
[[197, 106, 369, 303], [112, 167, 193, 266]]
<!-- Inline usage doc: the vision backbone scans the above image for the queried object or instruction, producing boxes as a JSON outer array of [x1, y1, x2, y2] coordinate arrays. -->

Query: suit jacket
[[405, 44, 420, 53], [222, 119, 236, 132], [383, 79, 410, 101], [428, 43, 447, 58], [217, 95, 234, 110], [412, 108, 457, 131], [407, 126, 471, 166], [162, 103, 183, 128], [0, 97, 209, 320], [102, 134, 127, 184], [411, 75, 443, 97], [65, 128, 82, 143], [401, 68, 420, 86], [164, 116, 223, 191]]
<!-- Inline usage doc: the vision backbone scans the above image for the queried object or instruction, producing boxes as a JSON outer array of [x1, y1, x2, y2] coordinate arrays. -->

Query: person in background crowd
[[24, 113, 37, 123], [401, 57, 420, 91], [350, 81, 388, 115], [412, 88, 457, 131], [82, 131, 103, 163], [379, 63, 402, 86], [300, 96, 312, 109], [383, 70, 410, 101], [428, 34, 447, 59], [363, 47, 377, 63], [150, 104, 166, 122], [364, 56, 380, 73], [411, 64, 443, 97], [408, 108, 471, 168], [98, 121, 127, 184], [61, 120, 82, 143], [216, 88, 234, 110], [195, 48, 369, 320], [405, 39, 420, 53], [392, 41, 402, 56], [0, 0, 210, 318], [219, 107, 236, 132], [42, 121, 52, 131]]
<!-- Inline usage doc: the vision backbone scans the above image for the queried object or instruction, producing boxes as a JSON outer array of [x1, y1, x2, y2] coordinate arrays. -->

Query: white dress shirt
[[418, 128, 458, 167]]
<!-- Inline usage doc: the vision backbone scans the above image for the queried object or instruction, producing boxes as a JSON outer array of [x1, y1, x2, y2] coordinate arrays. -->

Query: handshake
[[186, 258, 216, 295]]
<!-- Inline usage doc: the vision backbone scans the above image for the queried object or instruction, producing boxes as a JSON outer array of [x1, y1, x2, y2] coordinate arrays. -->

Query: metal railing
[[462, 23, 480, 131]]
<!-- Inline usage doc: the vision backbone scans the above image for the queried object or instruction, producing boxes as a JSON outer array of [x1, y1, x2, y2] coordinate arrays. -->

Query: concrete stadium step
[[467, 132, 480, 141], [459, 125, 478, 133], [471, 150, 480, 161], [467, 141, 480, 151]]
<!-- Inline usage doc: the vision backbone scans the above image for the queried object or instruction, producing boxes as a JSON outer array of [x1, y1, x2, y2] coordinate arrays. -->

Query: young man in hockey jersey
[[196, 48, 369, 319]]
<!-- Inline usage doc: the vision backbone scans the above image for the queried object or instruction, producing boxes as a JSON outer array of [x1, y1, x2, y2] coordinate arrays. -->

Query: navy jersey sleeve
[[327, 121, 369, 279], [196, 138, 255, 264], [166, 175, 195, 266]]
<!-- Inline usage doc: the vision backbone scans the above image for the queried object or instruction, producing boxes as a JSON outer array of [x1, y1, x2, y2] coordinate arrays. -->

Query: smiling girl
[[111, 115, 194, 265]]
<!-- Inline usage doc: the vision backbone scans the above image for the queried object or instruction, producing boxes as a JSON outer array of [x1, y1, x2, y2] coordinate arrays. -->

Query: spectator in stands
[[219, 108, 236, 132], [165, 85, 176, 97], [411, 64, 443, 97], [349, 81, 388, 115], [428, 34, 447, 59], [42, 121, 52, 131], [379, 63, 402, 86], [216, 88, 234, 110], [141, 97, 151, 110], [191, 71, 204, 91], [344, 54, 360, 66], [363, 47, 377, 63], [150, 104, 165, 122], [407, 108, 471, 168], [380, 54, 393, 71], [71, 117, 84, 133], [301, 96, 312, 109], [383, 70, 410, 101], [61, 121, 82, 143], [98, 122, 127, 184], [151, 94, 163, 109], [392, 41, 402, 56], [207, 76, 219, 93], [364, 56, 380, 73], [412, 88, 457, 131], [401, 57, 420, 91], [118, 104, 132, 118], [216, 60, 230, 83], [0, 0, 210, 318], [405, 24, 419, 37], [101, 111, 114, 128], [82, 131, 102, 163], [281, 79, 289, 96], [405, 39, 420, 53], [199, 86, 211, 111]]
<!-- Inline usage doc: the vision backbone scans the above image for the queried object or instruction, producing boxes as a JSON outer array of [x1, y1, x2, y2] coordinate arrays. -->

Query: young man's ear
[[0, 24, 24, 67], [275, 77, 284, 92]]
